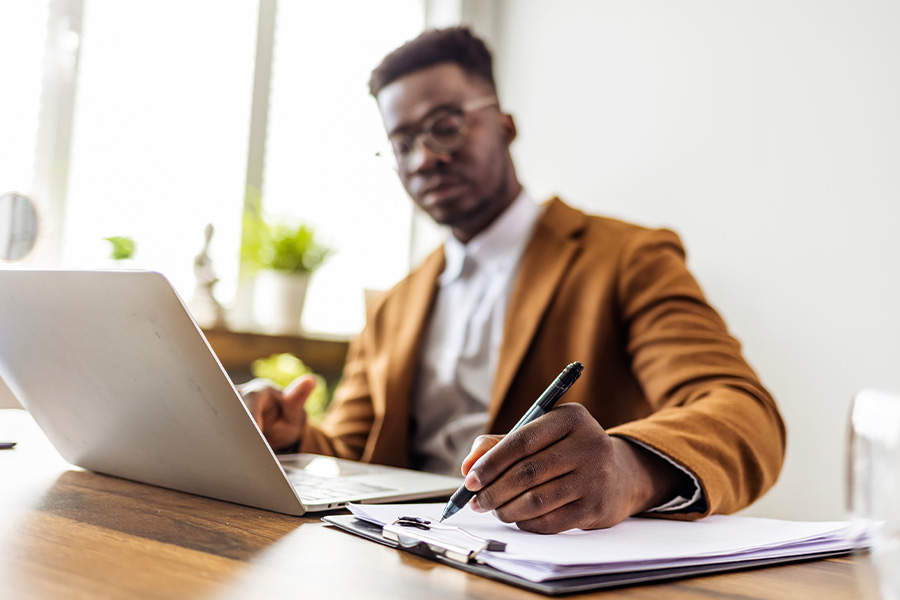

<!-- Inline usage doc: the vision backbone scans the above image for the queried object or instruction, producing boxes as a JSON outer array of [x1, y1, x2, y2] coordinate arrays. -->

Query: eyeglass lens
[[390, 109, 469, 160], [424, 111, 467, 154]]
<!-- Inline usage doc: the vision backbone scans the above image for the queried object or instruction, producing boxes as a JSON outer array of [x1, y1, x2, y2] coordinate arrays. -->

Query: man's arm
[[297, 333, 378, 459], [459, 226, 785, 533], [607, 227, 785, 516]]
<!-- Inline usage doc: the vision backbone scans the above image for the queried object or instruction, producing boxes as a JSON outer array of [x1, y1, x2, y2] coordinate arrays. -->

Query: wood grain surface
[[0, 409, 872, 599]]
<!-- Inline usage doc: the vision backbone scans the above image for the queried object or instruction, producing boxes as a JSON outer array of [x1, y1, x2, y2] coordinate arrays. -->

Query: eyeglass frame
[[385, 96, 499, 167]]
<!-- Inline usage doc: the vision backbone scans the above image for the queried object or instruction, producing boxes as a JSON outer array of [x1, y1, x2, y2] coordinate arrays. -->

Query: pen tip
[[438, 516, 445, 523]]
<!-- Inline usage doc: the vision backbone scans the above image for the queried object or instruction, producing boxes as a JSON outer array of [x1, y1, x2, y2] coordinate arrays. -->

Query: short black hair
[[368, 26, 496, 97]]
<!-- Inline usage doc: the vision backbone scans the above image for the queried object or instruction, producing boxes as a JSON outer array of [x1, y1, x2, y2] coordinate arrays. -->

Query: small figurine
[[189, 223, 227, 329]]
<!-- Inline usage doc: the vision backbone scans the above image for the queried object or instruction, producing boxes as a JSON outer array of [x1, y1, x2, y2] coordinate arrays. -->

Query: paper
[[348, 503, 858, 583]]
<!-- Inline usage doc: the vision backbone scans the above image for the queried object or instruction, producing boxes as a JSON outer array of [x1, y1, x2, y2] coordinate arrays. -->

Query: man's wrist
[[611, 437, 694, 515]]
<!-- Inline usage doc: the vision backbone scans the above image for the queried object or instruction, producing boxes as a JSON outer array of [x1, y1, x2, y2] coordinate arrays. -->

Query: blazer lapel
[[370, 249, 444, 465], [488, 198, 587, 424]]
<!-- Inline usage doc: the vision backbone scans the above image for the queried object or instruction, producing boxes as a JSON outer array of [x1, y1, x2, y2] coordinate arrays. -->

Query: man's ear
[[499, 113, 517, 145]]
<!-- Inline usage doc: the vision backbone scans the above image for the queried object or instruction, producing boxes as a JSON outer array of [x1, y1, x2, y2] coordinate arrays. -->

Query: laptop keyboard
[[285, 469, 395, 502]]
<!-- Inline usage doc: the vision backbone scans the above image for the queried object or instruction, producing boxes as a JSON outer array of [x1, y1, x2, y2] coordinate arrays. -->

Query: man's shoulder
[[541, 197, 680, 247]]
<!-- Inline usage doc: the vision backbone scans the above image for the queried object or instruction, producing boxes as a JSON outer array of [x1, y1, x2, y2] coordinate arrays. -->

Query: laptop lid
[[0, 270, 460, 515]]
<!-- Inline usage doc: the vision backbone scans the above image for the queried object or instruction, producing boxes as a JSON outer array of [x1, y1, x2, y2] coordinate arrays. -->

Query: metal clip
[[382, 515, 506, 563]]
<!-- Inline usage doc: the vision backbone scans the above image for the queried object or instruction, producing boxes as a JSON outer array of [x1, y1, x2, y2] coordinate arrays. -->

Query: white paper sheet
[[348, 503, 858, 583]]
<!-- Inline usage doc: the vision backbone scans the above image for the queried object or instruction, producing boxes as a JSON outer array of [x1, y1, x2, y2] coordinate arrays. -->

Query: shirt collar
[[440, 190, 541, 286]]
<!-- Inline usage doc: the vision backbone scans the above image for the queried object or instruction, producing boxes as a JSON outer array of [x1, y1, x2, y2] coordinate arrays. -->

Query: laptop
[[0, 269, 462, 515]]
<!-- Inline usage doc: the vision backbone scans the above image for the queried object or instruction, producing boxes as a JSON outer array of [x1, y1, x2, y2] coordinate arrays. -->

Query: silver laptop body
[[0, 269, 461, 515]]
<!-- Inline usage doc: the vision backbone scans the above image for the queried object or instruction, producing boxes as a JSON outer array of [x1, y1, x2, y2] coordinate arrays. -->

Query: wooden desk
[[0, 409, 871, 600]]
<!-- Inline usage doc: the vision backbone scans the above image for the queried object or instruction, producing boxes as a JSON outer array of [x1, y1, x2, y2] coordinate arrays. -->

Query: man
[[243, 27, 785, 534]]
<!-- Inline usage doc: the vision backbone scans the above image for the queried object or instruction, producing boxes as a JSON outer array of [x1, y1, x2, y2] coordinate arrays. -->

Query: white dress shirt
[[410, 190, 542, 475]]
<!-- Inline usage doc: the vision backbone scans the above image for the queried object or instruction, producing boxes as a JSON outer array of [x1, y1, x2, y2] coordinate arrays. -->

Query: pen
[[0, 442, 15, 450], [440, 361, 584, 523]]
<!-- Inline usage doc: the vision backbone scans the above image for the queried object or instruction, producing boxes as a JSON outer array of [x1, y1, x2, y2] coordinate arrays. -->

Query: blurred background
[[1, 0, 898, 523]]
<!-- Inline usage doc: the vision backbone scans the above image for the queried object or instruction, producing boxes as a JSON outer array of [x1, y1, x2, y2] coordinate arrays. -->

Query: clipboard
[[322, 514, 853, 596]]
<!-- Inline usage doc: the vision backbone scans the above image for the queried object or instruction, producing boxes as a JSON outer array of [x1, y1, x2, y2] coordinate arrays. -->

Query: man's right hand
[[238, 375, 317, 451]]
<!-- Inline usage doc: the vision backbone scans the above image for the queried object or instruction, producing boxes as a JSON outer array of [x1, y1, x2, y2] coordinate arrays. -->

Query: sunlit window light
[[52, 0, 425, 336], [262, 0, 423, 334], [0, 1, 48, 195]]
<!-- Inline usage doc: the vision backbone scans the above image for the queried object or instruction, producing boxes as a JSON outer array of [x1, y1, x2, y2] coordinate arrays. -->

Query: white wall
[[488, 0, 900, 521], [0, 378, 20, 409]]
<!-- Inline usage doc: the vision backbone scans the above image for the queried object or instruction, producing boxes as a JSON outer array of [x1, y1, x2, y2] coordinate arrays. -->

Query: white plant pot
[[253, 270, 310, 334]]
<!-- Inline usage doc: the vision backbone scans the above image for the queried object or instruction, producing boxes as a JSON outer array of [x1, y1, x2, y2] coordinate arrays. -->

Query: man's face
[[377, 63, 519, 242]]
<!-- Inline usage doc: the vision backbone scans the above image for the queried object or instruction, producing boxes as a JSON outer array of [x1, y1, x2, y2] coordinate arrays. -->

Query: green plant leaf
[[104, 236, 136, 261], [245, 217, 334, 274]]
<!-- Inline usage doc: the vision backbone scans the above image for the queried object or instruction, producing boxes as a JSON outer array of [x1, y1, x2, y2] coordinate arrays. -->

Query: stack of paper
[[348, 503, 858, 583]]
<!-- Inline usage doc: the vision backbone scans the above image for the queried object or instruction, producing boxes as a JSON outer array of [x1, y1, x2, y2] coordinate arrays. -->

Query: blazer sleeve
[[298, 333, 375, 460], [606, 227, 786, 518]]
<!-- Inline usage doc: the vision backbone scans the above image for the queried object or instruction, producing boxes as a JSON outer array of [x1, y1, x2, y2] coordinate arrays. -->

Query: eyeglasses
[[386, 96, 498, 165]]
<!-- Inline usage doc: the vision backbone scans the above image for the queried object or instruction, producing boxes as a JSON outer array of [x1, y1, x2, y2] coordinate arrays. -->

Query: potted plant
[[244, 214, 333, 333]]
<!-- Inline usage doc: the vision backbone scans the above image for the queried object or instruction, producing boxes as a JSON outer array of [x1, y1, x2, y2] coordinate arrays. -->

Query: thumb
[[461, 434, 504, 476], [282, 374, 317, 422]]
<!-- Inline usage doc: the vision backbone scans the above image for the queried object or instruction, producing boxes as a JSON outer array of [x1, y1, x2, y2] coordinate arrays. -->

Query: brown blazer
[[299, 198, 786, 517]]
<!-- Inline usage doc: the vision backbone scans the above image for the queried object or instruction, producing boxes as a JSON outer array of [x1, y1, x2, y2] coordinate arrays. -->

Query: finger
[[238, 378, 281, 413], [471, 437, 575, 513], [282, 375, 317, 423], [513, 497, 604, 534], [461, 435, 503, 476], [250, 388, 282, 431], [238, 377, 280, 397], [486, 470, 581, 525], [466, 408, 573, 491]]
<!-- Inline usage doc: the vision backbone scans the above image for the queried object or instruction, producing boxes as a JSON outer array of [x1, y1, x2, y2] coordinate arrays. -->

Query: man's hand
[[460, 403, 688, 534], [237, 375, 317, 452]]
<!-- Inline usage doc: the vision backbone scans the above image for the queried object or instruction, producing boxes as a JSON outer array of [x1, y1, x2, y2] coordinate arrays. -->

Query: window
[[60, 0, 258, 304], [9, 0, 425, 335], [0, 1, 48, 195], [262, 1, 423, 333]]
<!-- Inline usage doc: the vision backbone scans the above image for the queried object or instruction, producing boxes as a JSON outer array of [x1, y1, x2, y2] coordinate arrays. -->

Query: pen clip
[[382, 516, 506, 563]]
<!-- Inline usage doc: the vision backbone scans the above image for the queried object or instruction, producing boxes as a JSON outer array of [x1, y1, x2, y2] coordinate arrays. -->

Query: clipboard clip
[[382, 516, 506, 564]]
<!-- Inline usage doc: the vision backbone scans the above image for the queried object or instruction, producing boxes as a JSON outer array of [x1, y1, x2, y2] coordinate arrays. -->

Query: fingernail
[[465, 470, 481, 491], [470, 496, 486, 513]]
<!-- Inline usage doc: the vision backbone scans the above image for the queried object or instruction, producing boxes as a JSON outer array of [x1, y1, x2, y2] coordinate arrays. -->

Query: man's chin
[[421, 184, 469, 207], [424, 208, 459, 228], [418, 192, 476, 222]]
